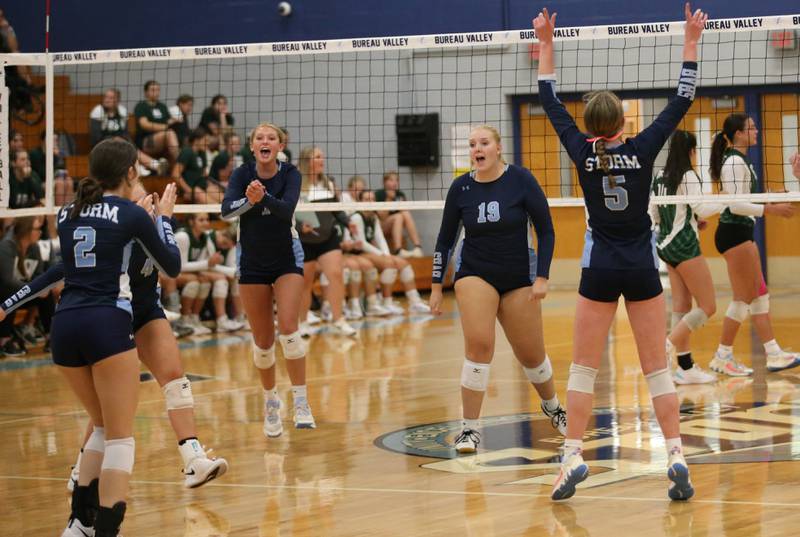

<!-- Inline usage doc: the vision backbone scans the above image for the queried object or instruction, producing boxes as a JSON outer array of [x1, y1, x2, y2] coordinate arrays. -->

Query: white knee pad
[[84, 426, 106, 454], [197, 281, 212, 300], [399, 265, 415, 283], [253, 343, 276, 369], [350, 269, 363, 283], [645, 368, 676, 399], [212, 278, 229, 299], [102, 437, 135, 474], [181, 280, 199, 299], [750, 294, 769, 315], [320, 272, 330, 286], [671, 311, 687, 330], [567, 363, 598, 394], [365, 267, 379, 283], [341, 268, 350, 285], [726, 300, 749, 323], [279, 331, 306, 359], [380, 268, 398, 285], [461, 359, 490, 391], [162, 376, 194, 410], [230, 280, 240, 297], [683, 307, 709, 331], [523, 355, 553, 384]]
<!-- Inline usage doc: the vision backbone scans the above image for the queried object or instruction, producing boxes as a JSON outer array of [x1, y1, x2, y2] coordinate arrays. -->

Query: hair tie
[[586, 129, 624, 144]]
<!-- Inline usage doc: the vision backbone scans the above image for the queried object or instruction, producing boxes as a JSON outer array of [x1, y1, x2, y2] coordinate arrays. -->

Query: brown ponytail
[[70, 138, 138, 219], [709, 113, 748, 184]]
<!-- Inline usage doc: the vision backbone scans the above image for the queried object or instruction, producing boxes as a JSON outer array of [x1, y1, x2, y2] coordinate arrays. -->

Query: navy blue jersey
[[221, 161, 301, 273], [54, 196, 181, 314], [538, 61, 697, 269], [432, 164, 555, 283]]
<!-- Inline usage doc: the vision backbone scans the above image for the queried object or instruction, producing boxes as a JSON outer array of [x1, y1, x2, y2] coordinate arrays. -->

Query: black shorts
[[51, 307, 135, 367], [455, 271, 532, 296], [132, 301, 167, 333], [239, 238, 304, 285], [454, 246, 536, 296], [239, 266, 304, 285], [579, 267, 662, 302], [715, 222, 754, 254], [302, 233, 341, 262]]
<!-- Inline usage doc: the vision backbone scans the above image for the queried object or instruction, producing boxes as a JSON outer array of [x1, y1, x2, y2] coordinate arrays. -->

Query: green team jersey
[[719, 148, 757, 227], [652, 169, 701, 262], [9, 171, 44, 209], [178, 147, 208, 190], [134, 100, 171, 147]]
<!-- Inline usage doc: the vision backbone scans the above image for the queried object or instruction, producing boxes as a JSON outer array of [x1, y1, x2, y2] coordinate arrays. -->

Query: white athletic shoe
[[709, 352, 752, 377], [188, 315, 212, 335], [667, 450, 694, 500], [365, 303, 391, 317], [410, 246, 424, 258], [398, 248, 414, 258], [454, 428, 481, 454], [346, 300, 364, 320], [766, 350, 800, 373], [67, 463, 79, 492], [293, 398, 317, 429], [163, 308, 181, 322], [306, 310, 322, 325], [216, 316, 244, 332], [673, 365, 716, 385], [61, 518, 94, 537], [542, 402, 567, 436], [383, 299, 405, 316], [551, 449, 589, 501], [184, 454, 228, 488], [408, 301, 431, 314], [320, 301, 333, 322], [331, 318, 358, 337], [263, 398, 283, 438]]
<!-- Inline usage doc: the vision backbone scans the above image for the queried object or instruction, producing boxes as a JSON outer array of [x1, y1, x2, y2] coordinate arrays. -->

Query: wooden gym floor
[[2, 288, 800, 536]]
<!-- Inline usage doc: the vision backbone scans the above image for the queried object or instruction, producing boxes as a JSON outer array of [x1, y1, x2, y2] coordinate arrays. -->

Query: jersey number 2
[[73, 227, 97, 268], [603, 176, 628, 211], [477, 201, 500, 223]]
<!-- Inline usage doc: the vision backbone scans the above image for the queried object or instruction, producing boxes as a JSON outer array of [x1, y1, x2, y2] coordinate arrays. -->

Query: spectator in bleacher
[[28, 131, 74, 206], [173, 213, 244, 333], [209, 132, 243, 187], [169, 94, 194, 148], [199, 94, 235, 137], [0, 217, 54, 357], [173, 129, 224, 204], [376, 171, 423, 258], [10, 130, 25, 153], [9, 150, 43, 209], [135, 80, 180, 168], [340, 175, 366, 205]]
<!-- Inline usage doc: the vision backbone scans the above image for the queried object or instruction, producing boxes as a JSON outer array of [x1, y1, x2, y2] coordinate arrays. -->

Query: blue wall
[[8, 0, 800, 52]]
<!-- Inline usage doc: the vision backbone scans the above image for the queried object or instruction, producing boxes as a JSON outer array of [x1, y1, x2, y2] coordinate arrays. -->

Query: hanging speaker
[[396, 113, 439, 167]]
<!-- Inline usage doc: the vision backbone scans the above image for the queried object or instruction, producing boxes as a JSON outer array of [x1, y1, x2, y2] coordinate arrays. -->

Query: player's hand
[[158, 183, 177, 218], [300, 222, 317, 235], [530, 277, 549, 301], [348, 221, 359, 237], [790, 152, 800, 180], [765, 203, 795, 218], [136, 192, 154, 215], [684, 3, 708, 44], [429, 286, 444, 316], [208, 252, 224, 267], [697, 218, 708, 230], [533, 8, 557, 44], [246, 180, 265, 204]]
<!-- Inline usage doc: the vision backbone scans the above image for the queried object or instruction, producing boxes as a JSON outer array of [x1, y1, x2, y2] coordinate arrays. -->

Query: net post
[[45, 52, 55, 213]]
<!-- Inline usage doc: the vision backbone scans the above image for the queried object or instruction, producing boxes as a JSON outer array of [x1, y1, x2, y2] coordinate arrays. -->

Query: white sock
[[292, 385, 307, 402], [366, 294, 379, 306], [405, 289, 421, 303], [563, 438, 583, 456], [717, 344, 733, 356], [264, 388, 279, 401], [462, 418, 479, 431], [764, 339, 781, 356], [665, 437, 683, 456], [542, 396, 561, 413]]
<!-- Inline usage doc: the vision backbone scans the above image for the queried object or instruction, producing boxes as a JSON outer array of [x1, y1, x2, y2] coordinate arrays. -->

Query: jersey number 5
[[603, 176, 628, 211], [477, 201, 500, 223], [73, 227, 97, 268]]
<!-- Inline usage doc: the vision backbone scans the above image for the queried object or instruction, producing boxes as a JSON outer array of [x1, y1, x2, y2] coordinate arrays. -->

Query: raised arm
[[533, 8, 587, 162], [1, 262, 64, 315], [522, 171, 555, 280]]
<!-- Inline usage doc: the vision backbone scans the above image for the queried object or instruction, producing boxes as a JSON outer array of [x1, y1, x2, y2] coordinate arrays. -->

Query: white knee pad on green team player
[[567, 363, 598, 394], [279, 331, 306, 359], [400, 265, 415, 283], [461, 359, 490, 391], [181, 280, 200, 299], [750, 294, 769, 315], [350, 269, 362, 283], [212, 278, 229, 299], [253, 343, 276, 369], [683, 307, 708, 331], [380, 268, 398, 285], [645, 368, 676, 399], [523, 355, 553, 384], [197, 281, 211, 300], [84, 426, 105, 454], [163, 376, 194, 410], [102, 438, 135, 474], [726, 300, 749, 323]]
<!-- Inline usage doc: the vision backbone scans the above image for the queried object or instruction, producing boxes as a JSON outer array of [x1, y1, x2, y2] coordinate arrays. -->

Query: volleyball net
[[2, 12, 800, 218]]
